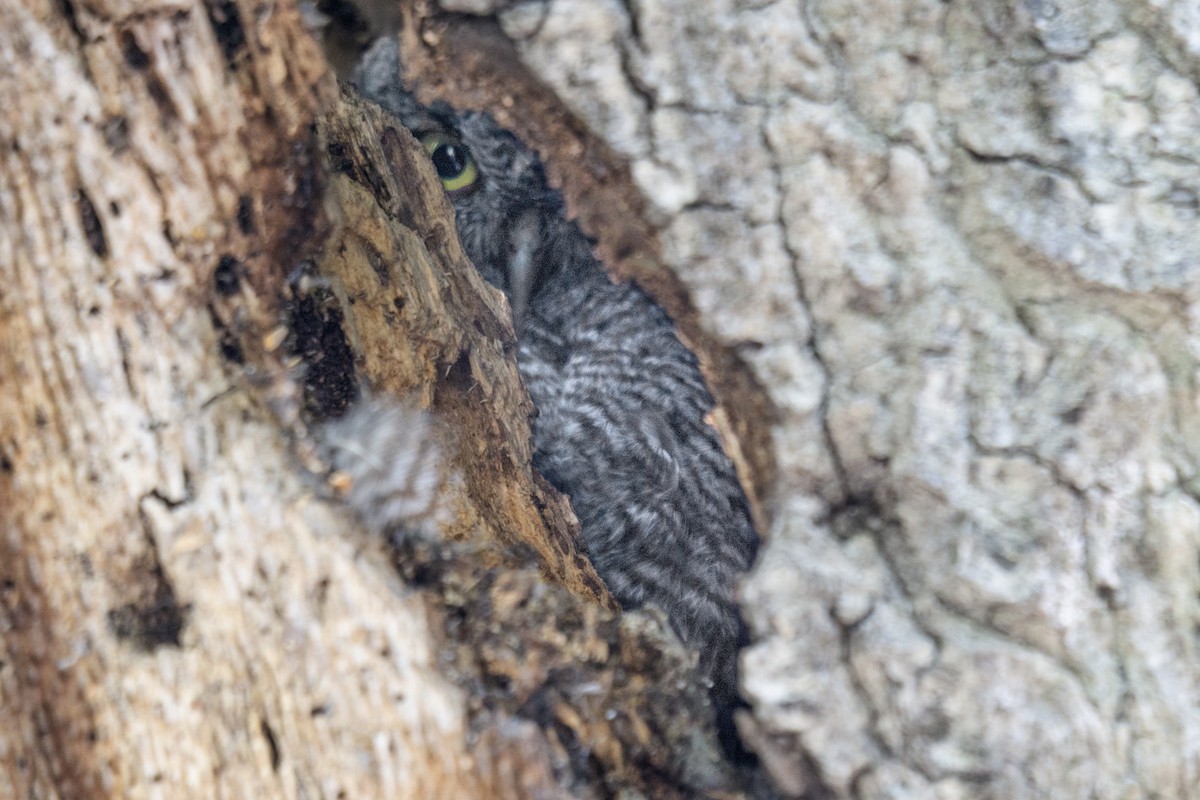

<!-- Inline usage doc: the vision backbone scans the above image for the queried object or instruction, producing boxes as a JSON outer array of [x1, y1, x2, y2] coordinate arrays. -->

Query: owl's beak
[[507, 210, 541, 326]]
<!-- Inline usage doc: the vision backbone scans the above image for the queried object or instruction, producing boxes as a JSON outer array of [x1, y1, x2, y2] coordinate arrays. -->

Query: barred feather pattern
[[354, 39, 758, 701], [320, 397, 445, 538]]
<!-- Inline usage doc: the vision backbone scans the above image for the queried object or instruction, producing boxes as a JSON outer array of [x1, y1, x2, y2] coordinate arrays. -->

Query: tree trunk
[[469, 0, 1200, 797], [0, 0, 500, 795], [5, 0, 1200, 798], [0, 1, 727, 798]]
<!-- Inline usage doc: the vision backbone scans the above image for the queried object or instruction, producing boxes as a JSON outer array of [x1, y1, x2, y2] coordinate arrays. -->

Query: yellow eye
[[420, 132, 479, 192]]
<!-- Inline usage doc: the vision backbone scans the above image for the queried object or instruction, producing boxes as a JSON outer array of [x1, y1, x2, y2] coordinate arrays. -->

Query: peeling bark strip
[[305, 86, 614, 607]]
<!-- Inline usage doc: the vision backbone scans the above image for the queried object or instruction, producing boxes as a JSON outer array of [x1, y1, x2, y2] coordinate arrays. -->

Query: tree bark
[[7, 0, 1200, 798], [0, 0, 502, 795], [0, 1, 728, 798], [472, 0, 1200, 797]]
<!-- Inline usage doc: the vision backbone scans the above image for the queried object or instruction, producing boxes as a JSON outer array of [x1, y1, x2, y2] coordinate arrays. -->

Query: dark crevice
[[276, 138, 328, 274], [76, 189, 108, 258], [145, 73, 178, 121], [106, 590, 188, 650], [441, 349, 475, 394], [237, 195, 256, 234], [107, 509, 190, 650], [120, 29, 151, 70], [360, 235, 391, 285], [208, 305, 246, 365], [958, 141, 1098, 204], [218, 332, 245, 364], [620, 0, 642, 44], [835, 600, 899, 774], [148, 469, 194, 510], [284, 277, 359, 421], [213, 255, 244, 296], [204, 0, 247, 66], [115, 327, 135, 396], [328, 137, 392, 207], [325, 139, 354, 174], [616, 2, 659, 116], [760, 114, 851, 504], [315, 0, 369, 35], [102, 115, 131, 153], [56, 0, 86, 44], [260, 717, 282, 771]]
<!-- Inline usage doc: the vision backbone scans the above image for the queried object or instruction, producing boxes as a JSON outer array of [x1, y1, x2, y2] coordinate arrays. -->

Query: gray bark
[[7, 0, 1198, 796], [484, 0, 1200, 797]]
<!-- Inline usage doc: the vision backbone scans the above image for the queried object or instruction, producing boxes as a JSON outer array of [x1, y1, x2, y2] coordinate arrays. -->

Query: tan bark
[[307, 88, 612, 603], [0, 0, 489, 795], [0, 1, 729, 798]]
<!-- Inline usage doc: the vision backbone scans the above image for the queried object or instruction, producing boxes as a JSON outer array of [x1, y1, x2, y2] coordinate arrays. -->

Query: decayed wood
[[289, 84, 734, 798], [0, 0, 489, 796], [0, 1, 733, 797], [303, 87, 613, 606]]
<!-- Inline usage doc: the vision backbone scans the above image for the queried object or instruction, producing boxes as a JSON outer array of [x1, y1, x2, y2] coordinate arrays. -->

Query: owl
[[352, 37, 759, 736]]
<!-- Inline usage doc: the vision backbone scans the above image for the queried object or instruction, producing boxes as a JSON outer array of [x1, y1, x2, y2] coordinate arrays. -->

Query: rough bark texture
[[0, 0, 497, 795], [457, 0, 1199, 797], [7, 0, 1200, 797], [308, 86, 614, 607], [0, 1, 729, 798]]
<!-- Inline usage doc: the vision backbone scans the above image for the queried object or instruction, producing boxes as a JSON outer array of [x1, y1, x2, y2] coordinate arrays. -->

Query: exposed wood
[[0, 0, 488, 795], [304, 87, 613, 606], [0, 1, 734, 797]]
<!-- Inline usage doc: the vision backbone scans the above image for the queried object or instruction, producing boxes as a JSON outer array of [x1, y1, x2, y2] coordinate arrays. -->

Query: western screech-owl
[[352, 37, 758, 722]]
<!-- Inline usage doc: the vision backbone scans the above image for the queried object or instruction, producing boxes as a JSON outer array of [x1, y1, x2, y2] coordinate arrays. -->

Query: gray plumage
[[320, 396, 445, 538], [353, 38, 758, 711]]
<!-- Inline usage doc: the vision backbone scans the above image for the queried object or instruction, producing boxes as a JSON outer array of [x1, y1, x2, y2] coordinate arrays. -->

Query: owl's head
[[354, 37, 568, 323]]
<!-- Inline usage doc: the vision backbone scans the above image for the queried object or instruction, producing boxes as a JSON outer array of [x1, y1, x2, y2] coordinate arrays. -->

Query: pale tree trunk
[[462, 0, 1200, 797], [5, 0, 1200, 798]]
